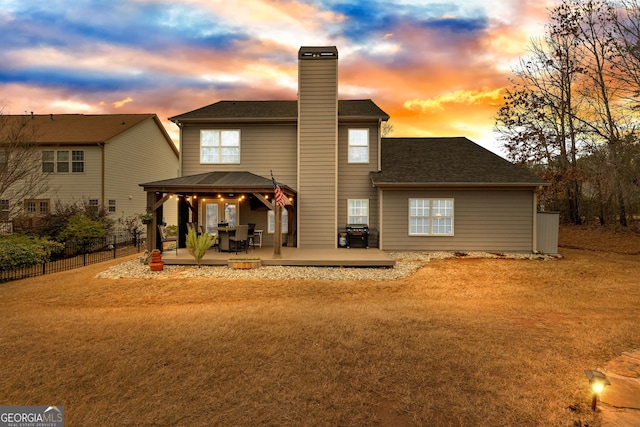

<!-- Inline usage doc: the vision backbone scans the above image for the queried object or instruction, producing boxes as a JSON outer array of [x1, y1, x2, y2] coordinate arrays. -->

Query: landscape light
[[585, 370, 610, 411]]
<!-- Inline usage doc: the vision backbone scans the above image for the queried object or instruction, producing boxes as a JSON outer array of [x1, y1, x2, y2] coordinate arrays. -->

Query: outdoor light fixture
[[585, 370, 610, 411]]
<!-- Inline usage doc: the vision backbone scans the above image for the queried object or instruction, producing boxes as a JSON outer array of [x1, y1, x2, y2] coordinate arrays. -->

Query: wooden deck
[[160, 246, 395, 267]]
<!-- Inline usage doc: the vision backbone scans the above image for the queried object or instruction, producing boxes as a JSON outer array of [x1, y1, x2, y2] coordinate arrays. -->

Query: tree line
[[495, 0, 640, 226]]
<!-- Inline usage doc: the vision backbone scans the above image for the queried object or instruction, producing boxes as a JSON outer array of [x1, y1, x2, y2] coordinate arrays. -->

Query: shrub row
[[0, 235, 64, 270]]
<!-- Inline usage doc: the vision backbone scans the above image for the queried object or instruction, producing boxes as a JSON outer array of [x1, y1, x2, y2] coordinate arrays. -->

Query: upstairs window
[[108, 199, 116, 213], [348, 199, 369, 225], [348, 129, 369, 163], [72, 150, 84, 172], [409, 198, 454, 236], [42, 150, 84, 173], [201, 130, 240, 164]]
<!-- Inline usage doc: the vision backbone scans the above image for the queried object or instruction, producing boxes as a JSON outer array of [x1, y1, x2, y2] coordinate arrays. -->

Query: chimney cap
[[299, 46, 338, 60]]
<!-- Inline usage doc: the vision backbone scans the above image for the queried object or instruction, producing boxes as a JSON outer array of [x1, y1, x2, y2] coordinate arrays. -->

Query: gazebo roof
[[140, 171, 295, 196]]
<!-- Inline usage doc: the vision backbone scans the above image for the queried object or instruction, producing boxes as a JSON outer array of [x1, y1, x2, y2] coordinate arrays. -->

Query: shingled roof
[[140, 171, 295, 195], [0, 114, 177, 155], [169, 100, 389, 123], [370, 137, 548, 187]]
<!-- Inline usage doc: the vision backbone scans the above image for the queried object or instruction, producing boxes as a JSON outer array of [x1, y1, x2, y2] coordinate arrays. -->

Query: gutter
[[370, 181, 551, 188]]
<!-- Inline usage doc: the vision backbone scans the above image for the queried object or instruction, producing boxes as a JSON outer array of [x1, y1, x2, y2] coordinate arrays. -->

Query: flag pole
[[271, 170, 282, 258]]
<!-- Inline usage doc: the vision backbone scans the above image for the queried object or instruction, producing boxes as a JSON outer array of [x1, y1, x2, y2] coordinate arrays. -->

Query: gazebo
[[140, 171, 296, 255]]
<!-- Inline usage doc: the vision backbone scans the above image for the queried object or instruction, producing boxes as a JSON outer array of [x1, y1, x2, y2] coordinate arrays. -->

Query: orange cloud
[[403, 88, 504, 112], [113, 97, 133, 108]]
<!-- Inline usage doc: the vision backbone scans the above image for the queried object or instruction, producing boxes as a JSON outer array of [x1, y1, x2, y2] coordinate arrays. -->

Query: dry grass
[[1, 227, 639, 426]]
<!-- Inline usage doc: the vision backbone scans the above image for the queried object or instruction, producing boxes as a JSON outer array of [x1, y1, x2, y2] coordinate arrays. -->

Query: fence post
[[83, 240, 87, 266], [113, 235, 117, 259]]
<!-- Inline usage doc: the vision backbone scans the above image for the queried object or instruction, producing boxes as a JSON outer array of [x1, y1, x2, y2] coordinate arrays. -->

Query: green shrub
[[58, 213, 106, 242], [0, 235, 64, 270], [186, 228, 214, 267]]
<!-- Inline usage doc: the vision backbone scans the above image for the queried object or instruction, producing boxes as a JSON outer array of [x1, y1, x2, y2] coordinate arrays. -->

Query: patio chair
[[158, 224, 178, 254], [229, 224, 249, 254], [247, 223, 256, 249]]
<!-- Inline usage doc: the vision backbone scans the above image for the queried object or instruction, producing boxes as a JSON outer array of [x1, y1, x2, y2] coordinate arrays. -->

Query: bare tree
[[570, 0, 638, 226], [495, 3, 586, 223], [0, 109, 49, 221], [611, 0, 640, 103], [381, 121, 394, 137], [496, 0, 640, 226]]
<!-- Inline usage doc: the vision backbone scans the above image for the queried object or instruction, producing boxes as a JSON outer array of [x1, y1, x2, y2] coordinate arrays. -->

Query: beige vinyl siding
[[181, 124, 297, 189], [337, 123, 380, 230], [104, 117, 179, 224], [297, 57, 338, 248], [381, 189, 535, 252], [45, 146, 102, 205]]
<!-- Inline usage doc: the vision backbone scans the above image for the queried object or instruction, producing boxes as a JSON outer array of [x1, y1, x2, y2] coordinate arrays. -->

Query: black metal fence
[[0, 230, 146, 283]]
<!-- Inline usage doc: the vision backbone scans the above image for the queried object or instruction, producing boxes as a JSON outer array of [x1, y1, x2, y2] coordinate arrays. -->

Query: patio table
[[215, 227, 236, 252]]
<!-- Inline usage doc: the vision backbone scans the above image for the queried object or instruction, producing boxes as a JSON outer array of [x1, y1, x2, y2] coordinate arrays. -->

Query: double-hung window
[[42, 150, 84, 173], [201, 130, 240, 164], [0, 200, 9, 221], [0, 150, 7, 172], [348, 129, 369, 163], [409, 198, 454, 235], [348, 199, 369, 225], [268, 209, 288, 234], [25, 199, 50, 215]]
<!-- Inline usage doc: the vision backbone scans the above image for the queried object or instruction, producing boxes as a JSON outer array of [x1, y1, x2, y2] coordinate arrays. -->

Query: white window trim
[[200, 129, 241, 164], [347, 199, 369, 225], [348, 128, 369, 164], [42, 149, 84, 173], [408, 198, 454, 236], [267, 209, 288, 234]]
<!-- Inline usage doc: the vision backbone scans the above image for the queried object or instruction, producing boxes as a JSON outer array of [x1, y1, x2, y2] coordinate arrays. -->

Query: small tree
[[0, 110, 50, 220], [185, 228, 214, 267]]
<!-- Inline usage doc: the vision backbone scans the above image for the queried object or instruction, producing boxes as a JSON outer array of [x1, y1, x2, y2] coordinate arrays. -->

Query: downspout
[[377, 119, 383, 249], [99, 143, 105, 207], [532, 190, 538, 253]]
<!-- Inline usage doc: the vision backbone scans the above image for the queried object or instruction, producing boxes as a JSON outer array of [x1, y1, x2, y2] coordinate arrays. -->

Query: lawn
[[1, 226, 639, 426]]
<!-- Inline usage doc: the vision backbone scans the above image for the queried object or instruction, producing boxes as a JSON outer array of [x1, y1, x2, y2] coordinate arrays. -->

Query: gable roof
[[140, 171, 295, 196], [370, 137, 548, 187], [169, 100, 389, 123], [0, 114, 178, 156]]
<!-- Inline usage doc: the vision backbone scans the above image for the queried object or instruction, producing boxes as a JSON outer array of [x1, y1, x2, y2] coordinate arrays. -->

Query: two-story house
[[141, 46, 549, 254], [1, 113, 179, 232]]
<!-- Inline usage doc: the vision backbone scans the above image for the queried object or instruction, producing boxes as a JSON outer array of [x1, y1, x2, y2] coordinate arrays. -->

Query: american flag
[[271, 171, 291, 207]]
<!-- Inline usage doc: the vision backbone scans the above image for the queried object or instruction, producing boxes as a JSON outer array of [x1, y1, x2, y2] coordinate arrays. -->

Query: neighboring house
[[0, 114, 179, 230], [141, 46, 550, 253]]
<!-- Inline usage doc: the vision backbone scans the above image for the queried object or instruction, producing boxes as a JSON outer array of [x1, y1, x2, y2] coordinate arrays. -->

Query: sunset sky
[[1, 0, 558, 156]]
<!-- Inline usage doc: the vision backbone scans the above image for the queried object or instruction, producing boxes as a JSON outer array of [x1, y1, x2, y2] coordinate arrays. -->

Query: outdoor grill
[[346, 225, 369, 248]]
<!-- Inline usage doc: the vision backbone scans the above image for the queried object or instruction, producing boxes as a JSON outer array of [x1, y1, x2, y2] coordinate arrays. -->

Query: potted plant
[[139, 213, 152, 224]]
